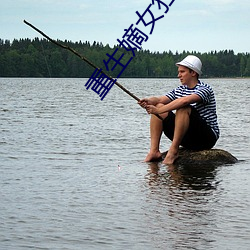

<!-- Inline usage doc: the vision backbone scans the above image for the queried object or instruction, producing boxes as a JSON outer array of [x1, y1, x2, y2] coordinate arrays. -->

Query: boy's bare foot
[[144, 151, 162, 162], [163, 149, 179, 165]]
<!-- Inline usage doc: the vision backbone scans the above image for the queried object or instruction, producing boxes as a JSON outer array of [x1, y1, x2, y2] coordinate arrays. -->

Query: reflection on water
[[143, 159, 250, 249], [144, 162, 221, 249], [147, 161, 219, 191]]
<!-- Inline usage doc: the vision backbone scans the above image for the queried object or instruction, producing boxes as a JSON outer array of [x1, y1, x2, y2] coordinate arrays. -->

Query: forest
[[0, 38, 250, 78]]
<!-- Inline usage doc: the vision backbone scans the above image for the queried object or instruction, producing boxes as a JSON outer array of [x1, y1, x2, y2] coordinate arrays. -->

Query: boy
[[139, 55, 219, 164]]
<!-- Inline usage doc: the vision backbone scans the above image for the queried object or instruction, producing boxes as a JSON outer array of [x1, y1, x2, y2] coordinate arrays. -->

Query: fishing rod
[[23, 20, 163, 120]]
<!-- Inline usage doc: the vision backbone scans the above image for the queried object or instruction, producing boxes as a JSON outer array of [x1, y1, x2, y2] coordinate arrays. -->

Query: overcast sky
[[1, 0, 249, 53]]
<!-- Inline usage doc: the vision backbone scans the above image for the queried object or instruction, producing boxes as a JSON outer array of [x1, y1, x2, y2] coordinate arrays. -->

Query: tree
[[244, 57, 250, 76], [240, 55, 246, 77]]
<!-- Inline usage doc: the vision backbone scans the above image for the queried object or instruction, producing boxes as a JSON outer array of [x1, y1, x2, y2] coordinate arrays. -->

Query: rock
[[161, 148, 238, 166]]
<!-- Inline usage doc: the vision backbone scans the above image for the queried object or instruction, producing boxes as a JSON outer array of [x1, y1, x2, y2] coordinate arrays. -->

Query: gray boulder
[[161, 148, 238, 166]]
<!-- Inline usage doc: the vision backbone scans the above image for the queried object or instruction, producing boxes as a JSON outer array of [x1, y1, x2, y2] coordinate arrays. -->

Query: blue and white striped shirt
[[166, 80, 220, 139]]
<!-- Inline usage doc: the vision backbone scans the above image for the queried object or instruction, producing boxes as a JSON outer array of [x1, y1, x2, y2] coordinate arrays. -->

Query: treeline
[[0, 38, 250, 78]]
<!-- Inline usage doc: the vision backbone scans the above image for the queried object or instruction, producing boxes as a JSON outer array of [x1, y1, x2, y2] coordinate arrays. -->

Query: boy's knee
[[155, 103, 165, 108], [176, 106, 192, 116]]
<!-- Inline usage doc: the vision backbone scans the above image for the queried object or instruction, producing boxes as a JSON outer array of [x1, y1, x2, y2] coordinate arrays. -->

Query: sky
[[1, 0, 250, 53]]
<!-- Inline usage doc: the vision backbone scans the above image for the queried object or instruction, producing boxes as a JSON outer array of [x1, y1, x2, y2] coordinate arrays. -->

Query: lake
[[1, 78, 250, 249]]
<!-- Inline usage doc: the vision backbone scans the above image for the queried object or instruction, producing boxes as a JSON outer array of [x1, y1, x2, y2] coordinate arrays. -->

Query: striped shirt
[[166, 80, 220, 139]]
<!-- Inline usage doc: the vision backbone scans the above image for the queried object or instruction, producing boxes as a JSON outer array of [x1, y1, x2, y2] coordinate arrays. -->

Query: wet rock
[[162, 148, 238, 166]]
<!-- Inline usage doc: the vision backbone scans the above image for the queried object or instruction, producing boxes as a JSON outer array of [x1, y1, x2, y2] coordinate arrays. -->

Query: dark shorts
[[163, 107, 217, 150]]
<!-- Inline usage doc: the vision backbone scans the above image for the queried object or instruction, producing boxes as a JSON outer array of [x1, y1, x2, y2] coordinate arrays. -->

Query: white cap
[[176, 55, 202, 75]]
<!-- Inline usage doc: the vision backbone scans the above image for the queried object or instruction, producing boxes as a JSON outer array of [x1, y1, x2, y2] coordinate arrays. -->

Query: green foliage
[[0, 38, 249, 78]]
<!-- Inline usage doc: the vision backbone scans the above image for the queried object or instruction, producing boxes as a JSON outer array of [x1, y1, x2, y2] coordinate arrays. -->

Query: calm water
[[1, 78, 250, 250]]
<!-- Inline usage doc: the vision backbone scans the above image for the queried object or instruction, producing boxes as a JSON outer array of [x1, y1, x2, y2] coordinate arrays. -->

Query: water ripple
[[0, 78, 250, 249]]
